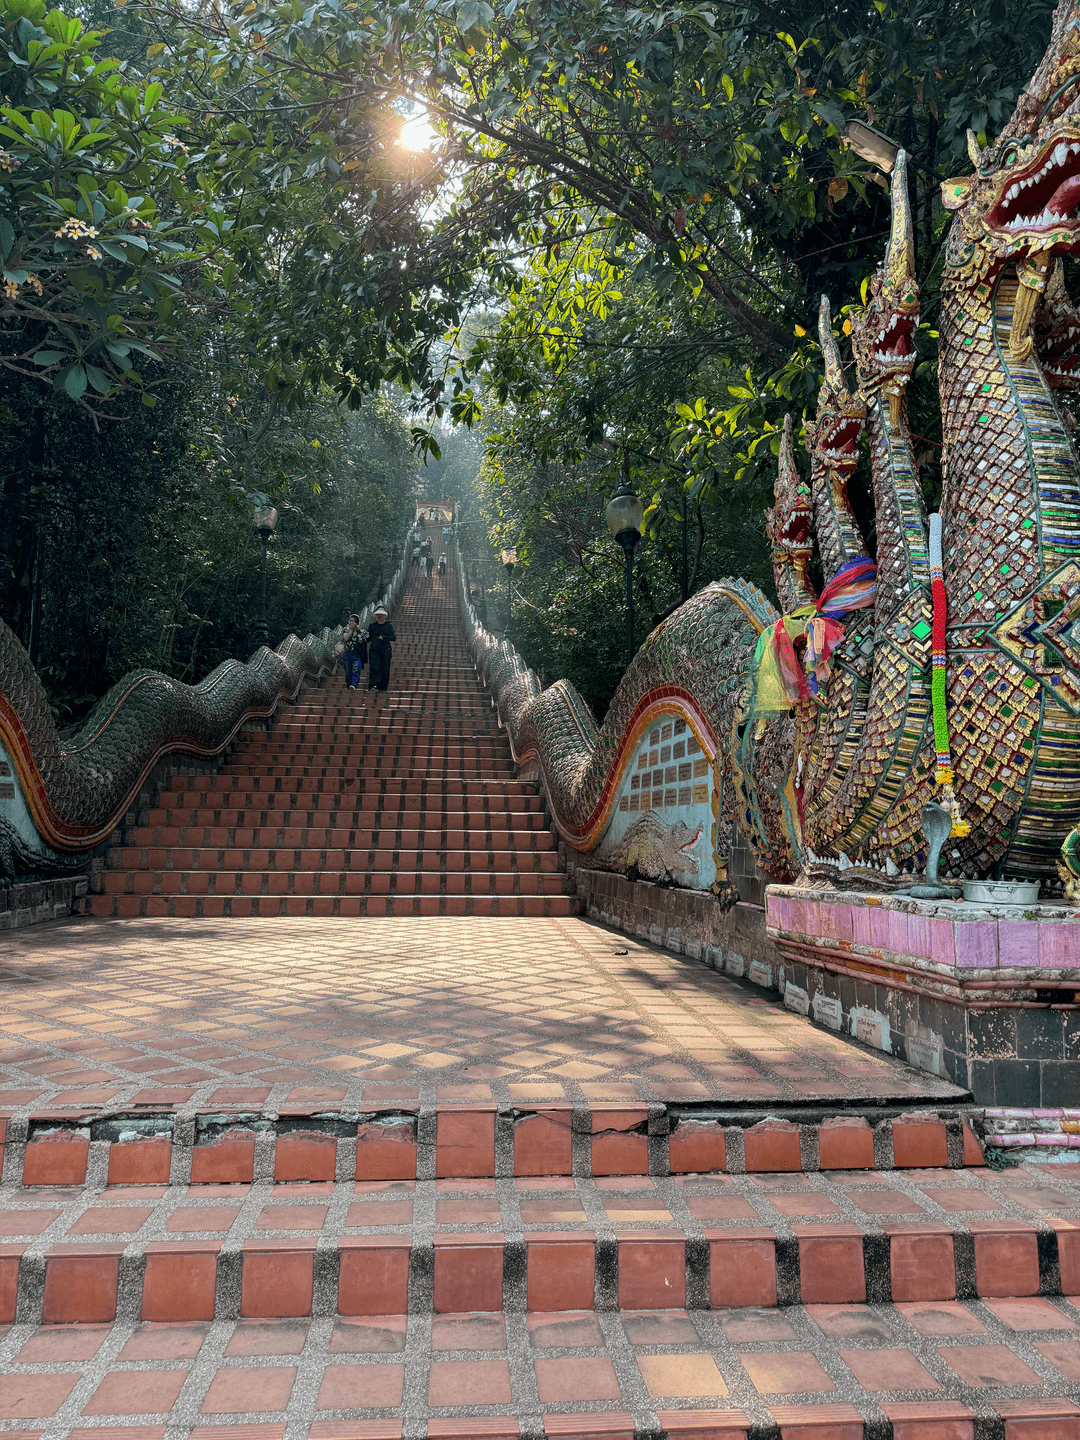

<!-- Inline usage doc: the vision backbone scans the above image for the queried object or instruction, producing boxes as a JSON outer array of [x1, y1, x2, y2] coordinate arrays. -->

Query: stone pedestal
[[766, 885, 1080, 1105]]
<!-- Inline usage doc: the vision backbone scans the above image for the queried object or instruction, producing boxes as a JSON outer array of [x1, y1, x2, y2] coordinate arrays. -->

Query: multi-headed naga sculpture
[[466, 3, 1080, 890], [3, 4, 1080, 891]]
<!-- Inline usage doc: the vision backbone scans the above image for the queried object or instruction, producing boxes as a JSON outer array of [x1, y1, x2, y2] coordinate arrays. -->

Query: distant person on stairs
[[410, 544, 421, 569], [342, 615, 367, 689], [438, 554, 446, 579], [367, 604, 396, 692], [425, 553, 434, 580]]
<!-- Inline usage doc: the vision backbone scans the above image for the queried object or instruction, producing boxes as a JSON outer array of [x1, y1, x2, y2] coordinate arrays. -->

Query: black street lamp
[[605, 472, 645, 667], [251, 496, 278, 650], [501, 548, 517, 639]]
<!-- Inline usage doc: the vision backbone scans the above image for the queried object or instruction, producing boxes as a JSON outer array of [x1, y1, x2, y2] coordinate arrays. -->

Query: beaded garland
[[929, 513, 970, 838]]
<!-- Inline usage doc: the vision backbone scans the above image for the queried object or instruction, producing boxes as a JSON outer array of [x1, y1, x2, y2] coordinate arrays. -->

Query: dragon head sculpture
[[942, 3, 1080, 348], [1034, 257, 1080, 388], [765, 414, 815, 605], [806, 295, 867, 478], [851, 149, 921, 422]]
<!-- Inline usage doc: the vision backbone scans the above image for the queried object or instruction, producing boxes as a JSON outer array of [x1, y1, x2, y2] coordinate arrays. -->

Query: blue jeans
[[344, 653, 364, 688]]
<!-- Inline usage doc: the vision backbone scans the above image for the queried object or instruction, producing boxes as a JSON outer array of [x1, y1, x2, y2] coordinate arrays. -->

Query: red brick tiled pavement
[[0, 914, 964, 1109]]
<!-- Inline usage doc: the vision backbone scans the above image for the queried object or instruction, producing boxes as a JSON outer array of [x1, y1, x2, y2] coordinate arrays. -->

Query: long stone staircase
[[92, 527, 576, 919], [5, 541, 1080, 1435]]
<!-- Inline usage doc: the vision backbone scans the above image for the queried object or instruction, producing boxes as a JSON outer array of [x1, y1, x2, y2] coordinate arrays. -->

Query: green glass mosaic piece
[[912, 620, 932, 640]]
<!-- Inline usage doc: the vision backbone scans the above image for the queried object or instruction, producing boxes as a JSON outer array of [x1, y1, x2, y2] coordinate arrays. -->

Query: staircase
[[3, 1102, 1080, 1434], [92, 529, 576, 919]]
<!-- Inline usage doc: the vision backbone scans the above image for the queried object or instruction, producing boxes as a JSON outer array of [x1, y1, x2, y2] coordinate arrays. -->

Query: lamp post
[[251, 495, 279, 650], [501, 548, 517, 640], [842, 123, 943, 182], [605, 472, 645, 668]]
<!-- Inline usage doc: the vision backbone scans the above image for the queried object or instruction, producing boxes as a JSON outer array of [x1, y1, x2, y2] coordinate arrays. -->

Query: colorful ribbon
[[929, 513, 970, 838], [753, 558, 877, 713]]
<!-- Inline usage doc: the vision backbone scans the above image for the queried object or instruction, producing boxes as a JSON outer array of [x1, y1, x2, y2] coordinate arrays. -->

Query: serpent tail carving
[[0, 531, 415, 879]]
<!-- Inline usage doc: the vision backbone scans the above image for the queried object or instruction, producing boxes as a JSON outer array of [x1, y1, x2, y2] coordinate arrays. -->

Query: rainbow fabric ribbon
[[929, 513, 970, 838], [753, 558, 877, 713]]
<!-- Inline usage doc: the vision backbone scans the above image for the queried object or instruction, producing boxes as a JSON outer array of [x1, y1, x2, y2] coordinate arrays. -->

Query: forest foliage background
[[0, 0, 1068, 720]]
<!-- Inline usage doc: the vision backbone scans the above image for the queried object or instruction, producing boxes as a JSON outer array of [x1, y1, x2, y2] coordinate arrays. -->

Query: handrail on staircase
[[0, 522, 416, 882]]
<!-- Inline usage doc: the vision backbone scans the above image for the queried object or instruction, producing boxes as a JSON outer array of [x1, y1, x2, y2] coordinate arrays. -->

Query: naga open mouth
[[989, 132, 1080, 235], [779, 511, 813, 548], [872, 311, 917, 368], [820, 416, 862, 471], [1036, 316, 1080, 385]]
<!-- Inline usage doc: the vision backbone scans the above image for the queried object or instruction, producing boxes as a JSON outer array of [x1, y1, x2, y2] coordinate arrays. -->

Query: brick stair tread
[[6, 1166, 1080, 1331], [89, 894, 580, 917], [1, 1305, 1078, 1438], [128, 829, 555, 847], [110, 841, 557, 863], [102, 868, 564, 888]]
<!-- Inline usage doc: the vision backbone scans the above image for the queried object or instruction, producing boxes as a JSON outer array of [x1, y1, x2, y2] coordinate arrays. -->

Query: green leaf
[[0, 217, 13, 263], [62, 364, 88, 398], [83, 363, 112, 394]]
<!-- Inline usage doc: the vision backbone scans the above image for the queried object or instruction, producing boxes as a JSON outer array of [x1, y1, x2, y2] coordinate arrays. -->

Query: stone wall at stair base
[[0, 874, 91, 930], [574, 868, 782, 978], [767, 885, 1080, 1107]]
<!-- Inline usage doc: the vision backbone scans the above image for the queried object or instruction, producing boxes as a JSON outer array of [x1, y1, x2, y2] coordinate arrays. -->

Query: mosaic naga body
[[5, 6, 1080, 887], [469, 2, 1080, 887]]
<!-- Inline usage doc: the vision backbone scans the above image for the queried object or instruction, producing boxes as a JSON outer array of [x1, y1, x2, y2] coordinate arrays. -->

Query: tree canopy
[[2, 0, 1069, 717]]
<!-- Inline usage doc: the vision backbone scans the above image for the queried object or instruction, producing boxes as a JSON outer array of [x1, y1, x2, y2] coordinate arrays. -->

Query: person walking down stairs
[[341, 615, 367, 690], [366, 603, 395, 692]]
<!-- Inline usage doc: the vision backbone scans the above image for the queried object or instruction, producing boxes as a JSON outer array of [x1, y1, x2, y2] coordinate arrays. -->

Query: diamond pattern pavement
[[0, 917, 964, 1113]]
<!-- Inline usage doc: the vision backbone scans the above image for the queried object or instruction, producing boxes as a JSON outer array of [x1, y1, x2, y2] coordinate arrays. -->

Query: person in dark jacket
[[367, 604, 396, 692]]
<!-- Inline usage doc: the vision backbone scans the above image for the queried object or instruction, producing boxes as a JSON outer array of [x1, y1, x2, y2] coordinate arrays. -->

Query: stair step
[[2, 1304, 1077, 1437], [6, 1104, 985, 1186], [7, 1162, 1079, 1319], [109, 845, 558, 869], [90, 893, 580, 917], [128, 827, 555, 847]]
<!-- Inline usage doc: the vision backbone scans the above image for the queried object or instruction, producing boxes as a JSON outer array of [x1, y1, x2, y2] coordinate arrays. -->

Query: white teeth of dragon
[[1056, 142, 1069, 166]]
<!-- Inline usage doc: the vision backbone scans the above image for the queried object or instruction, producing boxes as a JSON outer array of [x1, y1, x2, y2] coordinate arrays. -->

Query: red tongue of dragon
[[1048, 171, 1080, 216]]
